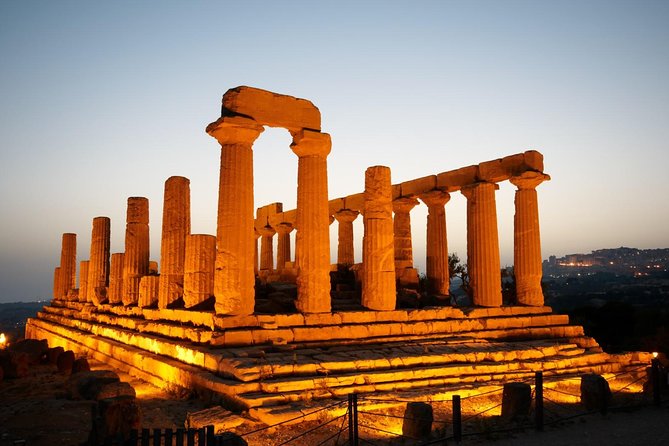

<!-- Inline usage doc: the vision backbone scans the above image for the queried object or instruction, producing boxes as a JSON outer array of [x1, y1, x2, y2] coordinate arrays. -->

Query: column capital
[[510, 171, 551, 190], [254, 228, 261, 240], [291, 129, 331, 158], [461, 181, 499, 199], [393, 197, 419, 214], [206, 115, 264, 145], [419, 189, 450, 208], [274, 222, 294, 234], [334, 209, 359, 223], [257, 224, 276, 237]]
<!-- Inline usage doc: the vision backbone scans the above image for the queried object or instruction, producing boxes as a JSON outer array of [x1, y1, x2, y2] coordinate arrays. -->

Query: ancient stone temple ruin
[[27, 86, 650, 424]]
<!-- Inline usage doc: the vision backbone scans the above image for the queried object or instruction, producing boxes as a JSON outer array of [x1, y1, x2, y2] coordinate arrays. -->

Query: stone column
[[53, 267, 61, 300], [334, 209, 359, 266], [79, 260, 89, 303], [87, 216, 111, 305], [290, 129, 332, 314], [275, 222, 293, 270], [108, 253, 125, 305], [138, 276, 160, 308], [362, 166, 396, 310], [59, 233, 77, 299], [392, 197, 419, 287], [419, 191, 451, 296], [158, 176, 191, 309], [462, 182, 502, 307], [510, 171, 550, 306], [184, 234, 216, 309], [254, 229, 260, 276], [123, 197, 150, 306], [207, 116, 264, 315], [258, 225, 276, 271]]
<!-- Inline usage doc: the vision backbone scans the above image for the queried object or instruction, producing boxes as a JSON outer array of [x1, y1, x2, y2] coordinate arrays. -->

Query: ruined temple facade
[[28, 87, 650, 424]]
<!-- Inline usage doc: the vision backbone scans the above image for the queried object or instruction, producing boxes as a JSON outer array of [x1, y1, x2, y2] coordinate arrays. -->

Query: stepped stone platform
[[26, 301, 651, 424]]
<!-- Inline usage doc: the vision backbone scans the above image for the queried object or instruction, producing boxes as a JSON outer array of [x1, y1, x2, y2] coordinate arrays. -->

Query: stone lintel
[[400, 175, 437, 198], [222, 86, 321, 132], [436, 166, 479, 192], [256, 202, 283, 225]]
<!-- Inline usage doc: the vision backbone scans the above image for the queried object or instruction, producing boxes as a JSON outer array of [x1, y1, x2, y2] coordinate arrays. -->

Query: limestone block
[[343, 193, 365, 213], [478, 158, 510, 183], [72, 357, 91, 374], [523, 150, 544, 172], [580, 374, 611, 412], [256, 202, 283, 225], [221, 86, 321, 131], [0, 351, 29, 378], [500, 151, 544, 176], [138, 276, 159, 308], [501, 382, 531, 420], [95, 381, 136, 400], [400, 175, 437, 198], [108, 253, 124, 305], [47, 346, 64, 364], [402, 402, 433, 439], [186, 406, 245, 431], [184, 234, 216, 309], [57, 350, 75, 374], [96, 396, 142, 440], [436, 165, 478, 191]]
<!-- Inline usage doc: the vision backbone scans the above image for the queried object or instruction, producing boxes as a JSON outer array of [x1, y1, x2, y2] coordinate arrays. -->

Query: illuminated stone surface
[[183, 234, 216, 309], [58, 233, 77, 299], [362, 166, 396, 311], [510, 171, 550, 306], [122, 197, 150, 306], [392, 197, 418, 273], [334, 209, 359, 266], [462, 182, 502, 307], [258, 225, 275, 271], [158, 176, 191, 309], [207, 116, 264, 316], [108, 253, 124, 305], [291, 129, 332, 314], [138, 275, 159, 308], [78, 260, 89, 303], [273, 222, 292, 272], [88, 216, 111, 305], [419, 190, 450, 296], [53, 267, 61, 300]]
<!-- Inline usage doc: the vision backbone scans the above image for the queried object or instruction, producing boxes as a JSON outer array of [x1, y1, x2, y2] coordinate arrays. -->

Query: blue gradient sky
[[1, 0, 668, 303]]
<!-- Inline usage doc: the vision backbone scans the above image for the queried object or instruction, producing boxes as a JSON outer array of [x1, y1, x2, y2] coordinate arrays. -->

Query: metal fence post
[[453, 394, 462, 443], [535, 371, 544, 431], [348, 393, 359, 446]]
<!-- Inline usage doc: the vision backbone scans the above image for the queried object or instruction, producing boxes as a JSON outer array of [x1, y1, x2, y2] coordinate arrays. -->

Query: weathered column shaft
[[184, 234, 216, 309], [123, 197, 150, 306], [291, 130, 332, 313], [79, 260, 89, 303], [108, 253, 125, 305], [419, 191, 450, 295], [53, 267, 61, 300], [462, 182, 502, 307], [138, 276, 160, 308], [362, 166, 396, 311], [254, 230, 260, 276], [158, 176, 191, 309], [511, 172, 550, 306], [87, 216, 111, 305], [275, 223, 293, 270], [258, 226, 276, 271], [207, 117, 263, 316], [59, 233, 77, 299], [334, 210, 358, 266], [392, 198, 419, 271]]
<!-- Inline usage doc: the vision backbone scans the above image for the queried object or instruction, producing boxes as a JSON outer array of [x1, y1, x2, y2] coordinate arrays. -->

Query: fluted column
[[462, 182, 502, 307], [138, 276, 160, 308], [158, 176, 191, 309], [334, 209, 359, 266], [108, 253, 125, 305], [254, 229, 260, 276], [392, 197, 419, 272], [53, 267, 61, 300], [79, 260, 89, 303], [123, 197, 150, 306], [419, 191, 450, 296], [258, 225, 276, 271], [291, 129, 332, 314], [362, 166, 396, 310], [184, 234, 216, 309], [275, 223, 293, 270], [510, 171, 550, 306], [58, 233, 77, 299], [207, 116, 264, 315], [87, 216, 111, 305]]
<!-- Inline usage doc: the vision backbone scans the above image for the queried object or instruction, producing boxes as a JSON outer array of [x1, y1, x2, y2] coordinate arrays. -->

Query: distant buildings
[[543, 247, 669, 278]]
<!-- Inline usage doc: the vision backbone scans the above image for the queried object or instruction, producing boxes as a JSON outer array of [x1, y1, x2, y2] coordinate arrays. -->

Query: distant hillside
[[0, 301, 46, 342]]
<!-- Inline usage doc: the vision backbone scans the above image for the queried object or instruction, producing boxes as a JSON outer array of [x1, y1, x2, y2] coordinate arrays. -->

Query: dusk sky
[[1, 0, 668, 303]]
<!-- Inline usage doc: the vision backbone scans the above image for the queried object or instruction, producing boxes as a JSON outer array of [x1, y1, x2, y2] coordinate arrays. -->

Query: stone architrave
[[418, 190, 451, 296], [59, 233, 77, 299], [87, 217, 111, 305], [206, 116, 264, 315], [183, 234, 216, 308], [362, 166, 396, 311], [108, 253, 125, 305], [510, 171, 550, 306], [392, 197, 419, 274], [275, 223, 293, 271], [258, 225, 276, 271], [123, 197, 150, 306], [334, 209, 359, 266], [462, 182, 502, 307], [158, 176, 191, 309], [79, 260, 90, 303], [138, 276, 159, 308], [53, 267, 61, 300], [290, 129, 332, 314]]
